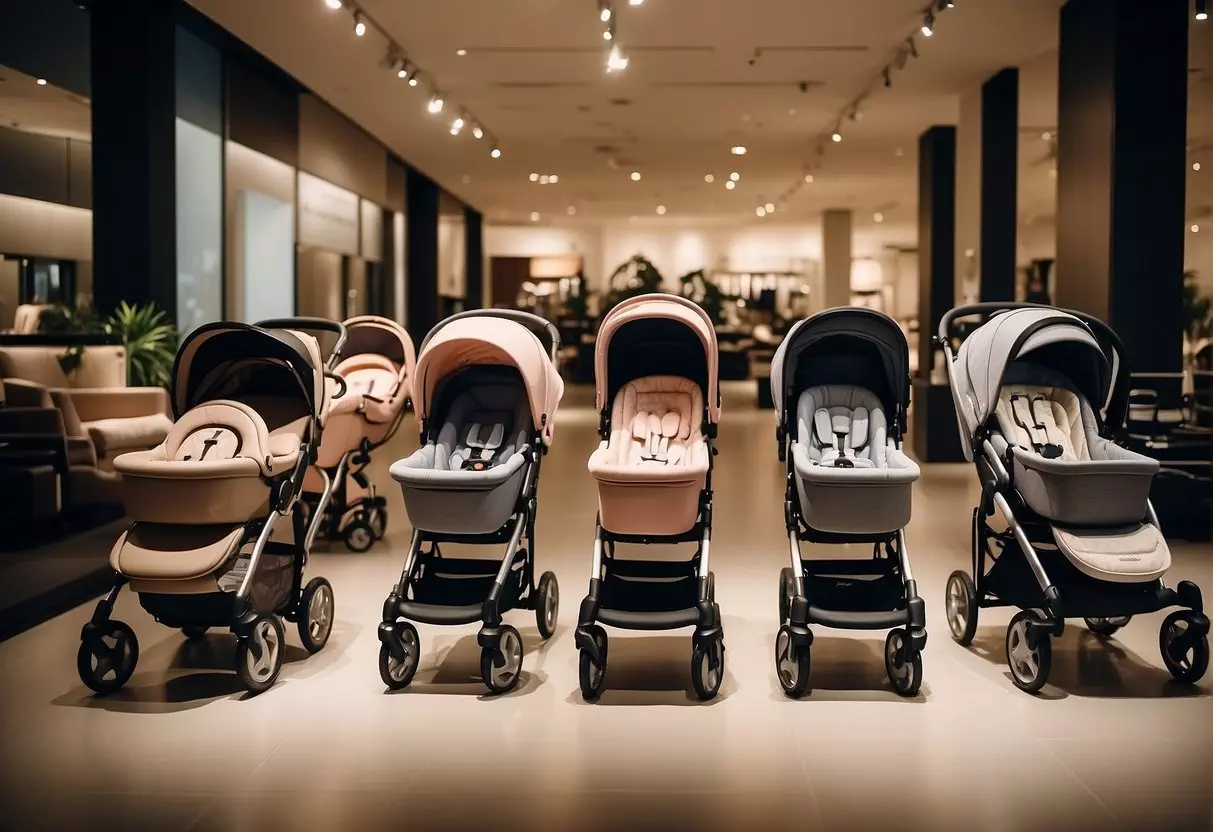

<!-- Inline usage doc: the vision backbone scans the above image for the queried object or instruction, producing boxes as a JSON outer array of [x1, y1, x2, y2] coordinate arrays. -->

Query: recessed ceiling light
[[530, 212, 540, 222], [1041, 131, 1053, 141], [656, 205, 667, 215], [461, 174, 471, 184], [704, 174, 715, 183], [36, 78, 47, 86], [550, 175, 559, 184], [629, 0, 645, 5], [325, 0, 342, 7], [788, 108, 797, 116], [894, 147, 904, 157], [729, 172, 740, 182], [567, 205, 577, 216], [764, 202, 775, 213], [1194, 162, 1202, 171], [600, 7, 611, 22], [1192, 224, 1201, 233], [539, 174, 550, 184], [427, 95, 444, 114], [831, 131, 842, 143], [456, 48, 467, 56], [756, 206, 766, 217], [630, 171, 642, 181], [353, 13, 366, 36], [1049, 168, 1057, 178], [874, 212, 884, 223], [725, 181, 736, 190], [472, 125, 484, 140], [804, 174, 814, 183], [731, 145, 747, 155], [490, 147, 502, 158], [529, 173, 539, 182]]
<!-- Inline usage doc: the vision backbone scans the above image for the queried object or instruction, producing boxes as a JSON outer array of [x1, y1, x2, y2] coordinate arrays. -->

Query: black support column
[[1056, 0, 1189, 373], [89, 0, 176, 318], [406, 168, 439, 340], [464, 208, 484, 311], [980, 68, 1018, 302], [912, 126, 964, 462]]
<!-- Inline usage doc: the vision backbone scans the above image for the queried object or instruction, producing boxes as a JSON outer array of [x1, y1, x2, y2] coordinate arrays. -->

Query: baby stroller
[[303, 315, 415, 553], [577, 293, 725, 701], [940, 303, 1209, 693], [77, 318, 346, 696], [380, 310, 563, 695], [771, 308, 926, 698]]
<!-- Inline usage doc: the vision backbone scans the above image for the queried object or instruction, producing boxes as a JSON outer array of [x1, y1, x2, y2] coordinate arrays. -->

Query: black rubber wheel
[[1159, 611, 1210, 684], [370, 507, 387, 540], [1006, 610, 1052, 694], [690, 638, 725, 701], [344, 519, 375, 553], [378, 622, 420, 690], [535, 571, 559, 640], [297, 577, 335, 654], [77, 620, 139, 695], [778, 567, 795, 624], [481, 624, 524, 695], [774, 623, 810, 699], [181, 625, 209, 640], [885, 629, 923, 697], [578, 625, 608, 701], [945, 570, 979, 646], [1084, 616, 1126, 638], [235, 614, 285, 695]]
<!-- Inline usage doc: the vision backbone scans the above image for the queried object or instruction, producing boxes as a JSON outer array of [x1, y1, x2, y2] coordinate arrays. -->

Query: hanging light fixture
[[353, 12, 366, 36], [427, 94, 444, 114], [922, 11, 935, 37], [324, 0, 342, 9], [831, 131, 842, 143], [1196, 0, 1208, 20]]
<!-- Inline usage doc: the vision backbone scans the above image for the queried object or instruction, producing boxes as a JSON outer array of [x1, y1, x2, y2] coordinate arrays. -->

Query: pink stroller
[[303, 316, 415, 552], [576, 293, 725, 701]]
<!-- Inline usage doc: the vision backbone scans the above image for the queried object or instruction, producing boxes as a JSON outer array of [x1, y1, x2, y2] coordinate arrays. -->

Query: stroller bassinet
[[770, 307, 926, 698], [77, 319, 346, 696], [576, 293, 726, 701], [304, 315, 415, 552], [379, 310, 563, 695], [940, 303, 1208, 693]]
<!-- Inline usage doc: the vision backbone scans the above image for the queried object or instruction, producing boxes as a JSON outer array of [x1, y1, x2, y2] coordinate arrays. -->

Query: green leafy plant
[[37, 304, 104, 375], [603, 254, 663, 313], [105, 301, 177, 388], [679, 268, 727, 324]]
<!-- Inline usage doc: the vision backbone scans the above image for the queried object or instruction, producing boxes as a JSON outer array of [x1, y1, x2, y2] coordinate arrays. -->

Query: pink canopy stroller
[[302, 316, 415, 552], [380, 310, 563, 695], [576, 293, 725, 701]]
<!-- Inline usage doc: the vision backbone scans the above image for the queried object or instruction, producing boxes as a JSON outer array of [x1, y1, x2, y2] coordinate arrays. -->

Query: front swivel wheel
[[690, 637, 725, 701], [1160, 611, 1210, 684], [481, 624, 524, 695], [379, 622, 420, 691], [884, 629, 923, 697], [535, 571, 559, 640], [774, 623, 810, 699], [945, 570, 978, 646], [235, 614, 285, 695], [77, 620, 139, 695], [1006, 610, 1052, 694], [578, 625, 608, 701]]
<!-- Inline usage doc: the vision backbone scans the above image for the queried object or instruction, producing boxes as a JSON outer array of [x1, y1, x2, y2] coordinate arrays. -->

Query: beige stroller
[[576, 293, 725, 701], [380, 310, 563, 695], [303, 315, 415, 552], [76, 319, 345, 696]]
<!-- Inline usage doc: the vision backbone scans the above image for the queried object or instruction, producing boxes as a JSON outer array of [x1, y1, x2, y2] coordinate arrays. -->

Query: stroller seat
[[791, 385, 919, 535], [589, 375, 709, 536], [391, 376, 532, 535]]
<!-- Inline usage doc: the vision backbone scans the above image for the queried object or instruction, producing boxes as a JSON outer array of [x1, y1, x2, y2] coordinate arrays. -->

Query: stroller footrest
[[598, 606, 700, 630], [396, 600, 483, 626], [806, 606, 910, 630]]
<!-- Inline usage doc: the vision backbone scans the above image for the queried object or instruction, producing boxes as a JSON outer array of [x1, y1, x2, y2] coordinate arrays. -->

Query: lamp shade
[[850, 258, 883, 293]]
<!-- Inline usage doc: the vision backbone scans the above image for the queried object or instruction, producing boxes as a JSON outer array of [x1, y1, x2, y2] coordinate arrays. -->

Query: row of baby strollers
[[74, 296, 1209, 700]]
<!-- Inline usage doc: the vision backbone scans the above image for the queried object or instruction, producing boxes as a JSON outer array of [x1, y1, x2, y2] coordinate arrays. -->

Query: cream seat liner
[[111, 523, 245, 581], [1052, 523, 1171, 583]]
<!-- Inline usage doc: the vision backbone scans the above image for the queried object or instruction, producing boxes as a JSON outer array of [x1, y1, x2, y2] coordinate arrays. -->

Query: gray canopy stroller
[[940, 303, 1208, 693], [771, 307, 926, 698], [379, 310, 563, 695]]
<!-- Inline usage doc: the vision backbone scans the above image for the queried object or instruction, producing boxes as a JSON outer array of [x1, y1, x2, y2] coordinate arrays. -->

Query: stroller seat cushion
[[588, 375, 709, 479], [995, 385, 1087, 461], [1051, 523, 1171, 583]]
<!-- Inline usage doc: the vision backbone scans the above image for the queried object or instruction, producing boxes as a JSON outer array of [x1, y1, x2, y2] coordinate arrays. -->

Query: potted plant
[[106, 302, 178, 388], [1182, 271, 1212, 367], [602, 254, 663, 313]]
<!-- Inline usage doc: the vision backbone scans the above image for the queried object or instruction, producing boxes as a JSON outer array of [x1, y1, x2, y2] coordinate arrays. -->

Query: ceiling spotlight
[[472, 125, 484, 140], [1192, 224, 1201, 233], [656, 205, 667, 215], [831, 131, 842, 143], [756, 206, 767, 217], [874, 212, 884, 223], [705, 174, 715, 183], [567, 206, 577, 216], [427, 95, 444, 114], [1041, 131, 1053, 141], [530, 212, 540, 222], [804, 174, 814, 183], [529, 173, 539, 182], [630, 171, 642, 181], [894, 146, 905, 157], [36, 78, 48, 86], [600, 6, 612, 22], [408, 72, 420, 87], [539, 174, 550, 184], [550, 174, 559, 184], [1196, 0, 1208, 20], [725, 180, 736, 190], [1194, 162, 1202, 171], [603, 30, 613, 40], [629, 0, 645, 5], [397, 63, 408, 79], [943, 0, 956, 8], [353, 13, 366, 36], [922, 12, 935, 37], [607, 45, 629, 72], [456, 48, 468, 56], [491, 147, 502, 158], [764, 202, 775, 213], [325, 0, 342, 9], [451, 116, 465, 134], [729, 172, 740, 182], [883, 68, 892, 88], [731, 145, 747, 155]]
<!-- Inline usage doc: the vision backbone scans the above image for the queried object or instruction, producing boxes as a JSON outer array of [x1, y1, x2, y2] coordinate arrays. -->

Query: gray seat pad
[[790, 384, 919, 485]]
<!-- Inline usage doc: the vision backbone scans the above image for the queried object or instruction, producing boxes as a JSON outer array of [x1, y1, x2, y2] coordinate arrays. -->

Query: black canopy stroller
[[771, 307, 926, 698], [939, 303, 1208, 693]]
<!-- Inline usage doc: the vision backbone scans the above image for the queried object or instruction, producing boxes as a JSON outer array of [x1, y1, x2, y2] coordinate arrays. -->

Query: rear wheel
[[1159, 612, 1210, 684], [884, 629, 923, 697], [1006, 610, 1052, 694], [344, 519, 375, 553], [945, 570, 979, 646], [481, 624, 524, 695], [778, 567, 795, 624], [369, 507, 388, 540], [774, 624, 810, 699], [535, 572, 559, 640], [297, 577, 334, 653], [77, 621, 139, 695], [235, 614, 285, 695]]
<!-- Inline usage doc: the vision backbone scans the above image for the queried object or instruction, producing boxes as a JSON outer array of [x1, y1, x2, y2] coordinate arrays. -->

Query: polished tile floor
[[1, 384, 1210, 832]]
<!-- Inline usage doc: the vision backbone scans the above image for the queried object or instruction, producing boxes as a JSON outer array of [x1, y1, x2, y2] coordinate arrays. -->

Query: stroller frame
[[939, 302, 1209, 693], [574, 411, 724, 701]]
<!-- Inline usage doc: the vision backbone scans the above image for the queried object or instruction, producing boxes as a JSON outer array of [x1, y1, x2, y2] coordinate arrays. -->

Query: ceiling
[[0, 65, 91, 141]]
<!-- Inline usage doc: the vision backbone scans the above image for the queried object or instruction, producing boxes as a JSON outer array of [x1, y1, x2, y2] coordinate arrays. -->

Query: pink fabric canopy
[[594, 293, 720, 423], [412, 317, 564, 445]]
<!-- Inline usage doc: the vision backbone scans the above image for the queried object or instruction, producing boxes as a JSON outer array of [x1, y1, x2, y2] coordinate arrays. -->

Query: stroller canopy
[[172, 323, 323, 426], [771, 307, 910, 437], [594, 293, 720, 424], [413, 312, 564, 445], [341, 316, 416, 378], [953, 307, 1112, 437]]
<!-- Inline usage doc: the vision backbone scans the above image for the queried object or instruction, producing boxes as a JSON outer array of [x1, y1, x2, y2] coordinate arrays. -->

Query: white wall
[[955, 86, 983, 305], [240, 190, 295, 323], [226, 142, 296, 321], [485, 224, 604, 285], [0, 193, 91, 262], [176, 118, 223, 334]]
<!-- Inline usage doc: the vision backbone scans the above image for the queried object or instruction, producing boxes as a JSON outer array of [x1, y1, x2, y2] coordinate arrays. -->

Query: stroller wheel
[[1084, 616, 1126, 638], [181, 625, 209, 640], [481, 624, 524, 695], [774, 624, 810, 699], [691, 638, 725, 701], [945, 570, 979, 646], [884, 629, 923, 697], [578, 626, 608, 701], [344, 519, 375, 553], [370, 508, 388, 540], [297, 577, 335, 654], [1006, 610, 1052, 694], [778, 567, 794, 624], [379, 623, 420, 690], [77, 620, 139, 695], [1159, 611, 1210, 684], [236, 614, 285, 695], [535, 571, 559, 640]]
